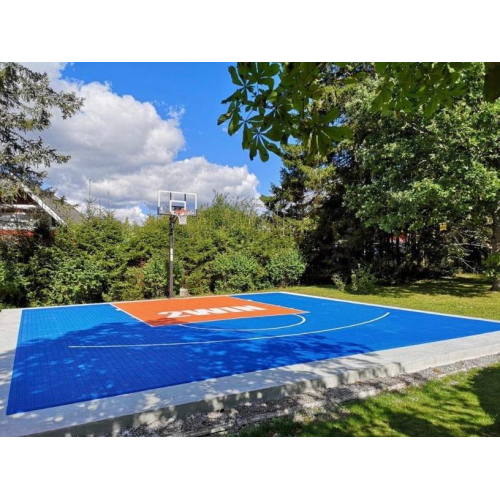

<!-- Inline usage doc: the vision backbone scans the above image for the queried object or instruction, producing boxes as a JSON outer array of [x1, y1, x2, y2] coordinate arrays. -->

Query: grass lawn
[[286, 273, 500, 320], [239, 274, 500, 437], [239, 363, 500, 436]]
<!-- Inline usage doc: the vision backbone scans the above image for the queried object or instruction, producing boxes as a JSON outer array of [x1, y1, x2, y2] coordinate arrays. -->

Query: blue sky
[[62, 62, 282, 197], [22, 62, 284, 222]]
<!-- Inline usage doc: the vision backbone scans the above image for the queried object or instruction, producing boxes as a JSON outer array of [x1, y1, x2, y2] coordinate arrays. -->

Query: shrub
[[212, 252, 261, 293], [0, 194, 306, 305], [350, 266, 376, 294], [104, 267, 145, 302], [267, 249, 306, 287], [38, 255, 107, 305], [331, 273, 346, 292], [184, 266, 212, 295], [143, 255, 169, 298], [143, 255, 185, 298], [0, 259, 27, 306]]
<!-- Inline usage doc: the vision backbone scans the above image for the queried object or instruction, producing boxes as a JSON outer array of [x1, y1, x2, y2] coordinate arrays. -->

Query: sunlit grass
[[239, 363, 500, 437], [241, 274, 500, 436], [286, 273, 500, 320]]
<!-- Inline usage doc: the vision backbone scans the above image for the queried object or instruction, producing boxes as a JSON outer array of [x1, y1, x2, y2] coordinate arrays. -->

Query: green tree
[[263, 65, 500, 289], [219, 62, 499, 162], [0, 62, 83, 184], [343, 70, 500, 289]]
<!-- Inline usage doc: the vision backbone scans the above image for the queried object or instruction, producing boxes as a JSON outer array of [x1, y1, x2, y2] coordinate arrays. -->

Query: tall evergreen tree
[[0, 63, 83, 184]]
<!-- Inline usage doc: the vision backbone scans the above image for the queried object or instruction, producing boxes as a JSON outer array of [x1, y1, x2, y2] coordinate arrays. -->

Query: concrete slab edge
[[30, 339, 500, 437]]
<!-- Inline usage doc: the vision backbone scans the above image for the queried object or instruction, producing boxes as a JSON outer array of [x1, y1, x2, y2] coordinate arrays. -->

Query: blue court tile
[[7, 293, 500, 414]]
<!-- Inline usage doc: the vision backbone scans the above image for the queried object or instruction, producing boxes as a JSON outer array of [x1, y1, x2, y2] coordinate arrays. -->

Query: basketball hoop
[[156, 190, 197, 298], [175, 209, 188, 226]]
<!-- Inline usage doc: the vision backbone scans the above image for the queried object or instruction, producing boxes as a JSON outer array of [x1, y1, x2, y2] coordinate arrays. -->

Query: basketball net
[[175, 209, 188, 225]]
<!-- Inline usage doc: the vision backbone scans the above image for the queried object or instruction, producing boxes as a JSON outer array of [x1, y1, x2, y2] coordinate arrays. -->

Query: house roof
[[21, 184, 84, 225], [1, 177, 84, 225]]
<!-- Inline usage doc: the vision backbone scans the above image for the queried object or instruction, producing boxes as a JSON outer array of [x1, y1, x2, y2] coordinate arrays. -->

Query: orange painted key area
[[114, 296, 305, 327]]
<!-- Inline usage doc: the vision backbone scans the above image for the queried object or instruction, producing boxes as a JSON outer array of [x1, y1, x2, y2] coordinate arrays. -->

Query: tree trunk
[[396, 232, 401, 266], [491, 204, 500, 291]]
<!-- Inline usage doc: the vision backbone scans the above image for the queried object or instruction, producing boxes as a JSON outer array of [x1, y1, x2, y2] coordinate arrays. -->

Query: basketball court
[[1, 291, 500, 436]]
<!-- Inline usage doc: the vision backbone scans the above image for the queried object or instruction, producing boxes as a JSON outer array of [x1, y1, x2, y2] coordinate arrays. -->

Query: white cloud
[[113, 206, 148, 225], [88, 157, 259, 209], [22, 62, 261, 222], [22, 62, 67, 82]]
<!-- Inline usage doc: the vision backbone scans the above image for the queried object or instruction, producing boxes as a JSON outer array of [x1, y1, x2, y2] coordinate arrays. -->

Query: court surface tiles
[[1, 292, 500, 436]]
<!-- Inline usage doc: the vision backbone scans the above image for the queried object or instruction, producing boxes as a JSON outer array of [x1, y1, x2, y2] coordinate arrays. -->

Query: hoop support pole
[[168, 215, 175, 299]]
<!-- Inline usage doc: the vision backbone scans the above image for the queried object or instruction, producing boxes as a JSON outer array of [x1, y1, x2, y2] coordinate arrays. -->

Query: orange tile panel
[[114, 295, 305, 327]]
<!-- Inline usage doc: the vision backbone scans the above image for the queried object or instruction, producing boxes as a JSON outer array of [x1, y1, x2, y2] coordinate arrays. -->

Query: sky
[[24, 63, 283, 223]]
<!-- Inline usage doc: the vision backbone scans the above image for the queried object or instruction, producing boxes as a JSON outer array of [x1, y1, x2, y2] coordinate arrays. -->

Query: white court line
[[68, 312, 390, 349], [278, 291, 500, 323], [179, 314, 307, 332], [111, 305, 153, 327]]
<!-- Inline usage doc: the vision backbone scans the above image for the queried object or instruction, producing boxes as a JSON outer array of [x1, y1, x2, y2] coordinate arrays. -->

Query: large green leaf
[[228, 66, 242, 86], [217, 112, 232, 126]]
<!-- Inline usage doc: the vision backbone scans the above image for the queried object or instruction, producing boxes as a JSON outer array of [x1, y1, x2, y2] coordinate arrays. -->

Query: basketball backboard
[[157, 191, 197, 217]]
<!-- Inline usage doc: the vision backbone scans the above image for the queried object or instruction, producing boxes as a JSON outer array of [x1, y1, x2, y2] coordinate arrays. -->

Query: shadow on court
[[6, 320, 376, 415], [5, 319, 500, 437]]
